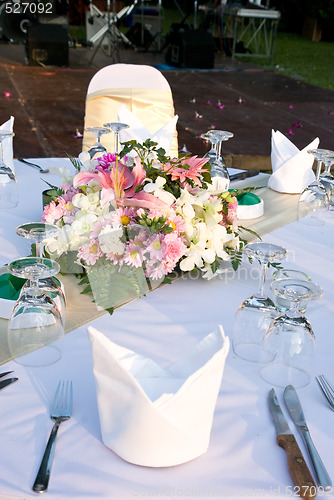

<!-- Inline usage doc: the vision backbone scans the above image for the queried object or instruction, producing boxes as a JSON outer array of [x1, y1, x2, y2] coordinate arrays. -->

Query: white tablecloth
[[0, 159, 333, 500]]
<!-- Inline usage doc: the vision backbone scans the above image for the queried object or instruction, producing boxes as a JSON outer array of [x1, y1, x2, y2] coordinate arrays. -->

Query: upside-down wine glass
[[0, 131, 18, 209], [85, 126, 111, 159], [260, 278, 323, 388], [7, 256, 64, 367], [16, 222, 66, 322], [202, 130, 233, 192], [103, 122, 129, 157], [297, 148, 330, 225], [233, 242, 288, 362], [319, 149, 334, 210]]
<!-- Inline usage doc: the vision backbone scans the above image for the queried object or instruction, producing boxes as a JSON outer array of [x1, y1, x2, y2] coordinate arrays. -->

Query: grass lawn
[[244, 32, 334, 91]]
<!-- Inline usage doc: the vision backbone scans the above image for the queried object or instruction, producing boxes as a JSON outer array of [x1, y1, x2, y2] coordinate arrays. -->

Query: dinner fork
[[32, 380, 73, 493], [315, 374, 334, 411]]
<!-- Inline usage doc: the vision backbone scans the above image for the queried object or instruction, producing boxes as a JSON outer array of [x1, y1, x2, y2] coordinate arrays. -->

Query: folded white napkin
[[117, 104, 178, 156], [0, 116, 15, 172], [268, 130, 319, 194], [88, 324, 229, 467]]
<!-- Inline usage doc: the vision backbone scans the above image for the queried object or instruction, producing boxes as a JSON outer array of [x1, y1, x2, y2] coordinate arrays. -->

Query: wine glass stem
[[0, 140, 5, 168], [114, 132, 119, 156], [256, 262, 268, 298], [286, 300, 301, 319], [315, 159, 322, 181], [216, 141, 222, 162], [35, 241, 42, 259]]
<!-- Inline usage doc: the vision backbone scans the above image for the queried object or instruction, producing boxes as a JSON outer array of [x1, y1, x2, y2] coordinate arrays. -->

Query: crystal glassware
[[319, 149, 334, 210], [271, 268, 312, 313], [202, 129, 233, 192], [233, 242, 288, 362], [103, 122, 129, 156], [7, 257, 64, 367], [16, 222, 66, 322], [297, 148, 330, 225], [85, 126, 111, 159], [260, 278, 323, 388], [0, 131, 18, 209]]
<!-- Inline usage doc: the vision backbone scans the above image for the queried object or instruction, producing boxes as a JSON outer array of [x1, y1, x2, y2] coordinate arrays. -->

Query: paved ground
[[1, 37, 334, 171]]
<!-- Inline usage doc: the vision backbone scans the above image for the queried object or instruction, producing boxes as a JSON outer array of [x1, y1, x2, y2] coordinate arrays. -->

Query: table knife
[[229, 169, 260, 181], [268, 389, 317, 499], [0, 377, 18, 391], [284, 385, 332, 491]]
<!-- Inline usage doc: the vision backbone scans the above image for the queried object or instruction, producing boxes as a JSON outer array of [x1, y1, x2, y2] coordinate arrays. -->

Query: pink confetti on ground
[[195, 111, 203, 119], [72, 129, 83, 138], [216, 101, 225, 110], [206, 100, 212, 106], [292, 121, 302, 128], [287, 128, 295, 136], [3, 92, 12, 98], [288, 104, 294, 109], [237, 97, 245, 104]]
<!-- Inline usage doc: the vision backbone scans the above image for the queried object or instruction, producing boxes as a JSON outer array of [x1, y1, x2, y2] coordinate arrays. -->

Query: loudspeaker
[[126, 22, 153, 48], [165, 25, 215, 69], [28, 23, 69, 66]]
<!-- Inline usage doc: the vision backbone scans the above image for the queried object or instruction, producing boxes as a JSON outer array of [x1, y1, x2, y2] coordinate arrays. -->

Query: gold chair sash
[[82, 87, 179, 158]]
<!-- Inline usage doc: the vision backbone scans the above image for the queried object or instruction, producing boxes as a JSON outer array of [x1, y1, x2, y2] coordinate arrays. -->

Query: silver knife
[[229, 169, 260, 181], [0, 377, 18, 391], [268, 389, 317, 499], [284, 384, 332, 491]]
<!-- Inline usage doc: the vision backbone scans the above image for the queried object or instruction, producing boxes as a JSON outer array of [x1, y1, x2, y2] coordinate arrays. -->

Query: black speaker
[[165, 25, 215, 69], [28, 23, 69, 66]]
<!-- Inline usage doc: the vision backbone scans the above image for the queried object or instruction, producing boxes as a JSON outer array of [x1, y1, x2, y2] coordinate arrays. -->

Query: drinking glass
[[16, 222, 66, 322], [85, 126, 111, 159], [271, 268, 312, 313], [297, 149, 330, 225], [260, 278, 323, 388], [233, 242, 288, 362], [0, 131, 18, 209], [202, 130, 233, 192], [103, 122, 129, 156], [319, 149, 334, 210], [7, 257, 64, 367]]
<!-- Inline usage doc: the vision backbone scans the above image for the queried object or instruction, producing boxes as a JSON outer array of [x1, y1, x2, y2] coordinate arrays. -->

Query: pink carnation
[[162, 232, 187, 262], [42, 197, 66, 224]]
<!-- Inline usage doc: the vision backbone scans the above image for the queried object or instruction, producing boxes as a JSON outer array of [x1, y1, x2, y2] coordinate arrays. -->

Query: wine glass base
[[233, 343, 262, 362], [260, 363, 311, 389]]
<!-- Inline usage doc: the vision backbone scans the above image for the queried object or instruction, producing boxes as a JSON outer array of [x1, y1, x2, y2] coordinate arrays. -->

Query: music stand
[[88, 0, 137, 65]]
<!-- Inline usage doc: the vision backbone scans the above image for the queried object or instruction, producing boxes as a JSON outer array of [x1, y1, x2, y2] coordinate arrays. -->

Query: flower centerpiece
[[42, 140, 252, 312]]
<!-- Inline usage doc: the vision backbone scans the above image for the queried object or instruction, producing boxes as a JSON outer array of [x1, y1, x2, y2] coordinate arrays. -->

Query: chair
[[82, 63, 178, 157]]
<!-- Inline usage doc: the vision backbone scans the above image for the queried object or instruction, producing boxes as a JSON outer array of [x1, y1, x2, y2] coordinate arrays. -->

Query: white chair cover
[[82, 63, 178, 158]]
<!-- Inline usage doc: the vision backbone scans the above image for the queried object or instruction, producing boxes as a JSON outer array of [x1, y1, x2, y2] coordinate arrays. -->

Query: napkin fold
[[0, 116, 15, 172], [117, 104, 178, 156], [268, 130, 319, 194], [88, 324, 229, 467]]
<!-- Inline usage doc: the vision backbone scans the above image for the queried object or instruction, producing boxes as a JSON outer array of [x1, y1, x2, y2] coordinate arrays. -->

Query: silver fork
[[32, 380, 73, 493], [315, 374, 334, 411]]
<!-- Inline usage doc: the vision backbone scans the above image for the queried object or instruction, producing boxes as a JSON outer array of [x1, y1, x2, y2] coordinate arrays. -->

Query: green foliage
[[245, 33, 334, 90]]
